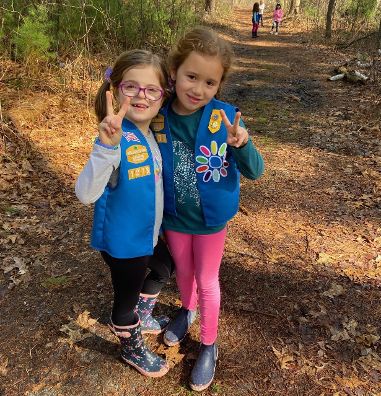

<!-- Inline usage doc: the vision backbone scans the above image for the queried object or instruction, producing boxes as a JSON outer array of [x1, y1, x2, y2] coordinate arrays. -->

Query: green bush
[[31, 0, 203, 56], [0, 10, 14, 55], [2, 0, 205, 61], [347, 0, 378, 19], [12, 5, 54, 62]]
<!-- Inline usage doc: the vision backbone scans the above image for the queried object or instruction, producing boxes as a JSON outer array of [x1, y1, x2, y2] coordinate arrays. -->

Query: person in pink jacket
[[270, 3, 283, 35]]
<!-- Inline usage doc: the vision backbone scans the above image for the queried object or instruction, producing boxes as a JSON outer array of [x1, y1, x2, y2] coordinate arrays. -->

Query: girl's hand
[[98, 91, 130, 147], [220, 109, 249, 148]]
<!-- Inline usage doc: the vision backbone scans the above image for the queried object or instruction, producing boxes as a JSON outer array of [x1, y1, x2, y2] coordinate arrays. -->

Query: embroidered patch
[[126, 145, 149, 164], [150, 114, 165, 132], [208, 110, 222, 134], [123, 131, 140, 142], [128, 165, 151, 179], [155, 133, 167, 143], [196, 141, 229, 183]]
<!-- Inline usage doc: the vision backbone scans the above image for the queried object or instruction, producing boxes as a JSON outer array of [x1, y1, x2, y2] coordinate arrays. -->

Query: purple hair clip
[[104, 66, 113, 82], [168, 77, 176, 93]]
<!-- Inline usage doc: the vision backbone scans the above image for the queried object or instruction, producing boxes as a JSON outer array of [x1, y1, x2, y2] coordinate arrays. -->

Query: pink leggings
[[165, 228, 227, 345]]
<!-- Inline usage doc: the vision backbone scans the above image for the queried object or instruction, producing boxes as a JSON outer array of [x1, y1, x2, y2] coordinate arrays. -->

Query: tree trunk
[[205, 0, 215, 13], [379, 18, 381, 49], [55, 0, 62, 52], [288, 0, 294, 14], [289, 0, 300, 15], [325, 0, 336, 39], [294, 0, 300, 14]]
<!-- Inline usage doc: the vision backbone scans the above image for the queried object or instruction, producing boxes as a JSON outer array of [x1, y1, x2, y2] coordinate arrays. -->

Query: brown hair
[[168, 26, 233, 87], [94, 49, 168, 122], [253, 2, 260, 12]]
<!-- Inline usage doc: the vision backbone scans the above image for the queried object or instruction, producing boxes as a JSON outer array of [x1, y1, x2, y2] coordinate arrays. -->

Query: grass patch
[[3, 206, 22, 216], [254, 99, 273, 113], [259, 63, 277, 70], [211, 382, 224, 393], [41, 275, 71, 289], [256, 135, 279, 149], [255, 116, 268, 125]]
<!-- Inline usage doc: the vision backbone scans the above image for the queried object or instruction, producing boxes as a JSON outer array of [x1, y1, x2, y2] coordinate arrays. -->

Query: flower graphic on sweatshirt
[[195, 141, 229, 182]]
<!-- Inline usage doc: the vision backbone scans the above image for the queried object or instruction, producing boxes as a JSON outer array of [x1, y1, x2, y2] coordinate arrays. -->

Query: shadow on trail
[[69, 255, 381, 395], [216, 256, 381, 394]]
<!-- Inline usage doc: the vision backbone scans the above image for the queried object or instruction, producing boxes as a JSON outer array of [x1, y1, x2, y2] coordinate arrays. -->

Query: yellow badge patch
[[126, 145, 148, 164], [208, 110, 222, 134], [128, 165, 151, 180], [150, 114, 165, 132], [155, 133, 167, 144]]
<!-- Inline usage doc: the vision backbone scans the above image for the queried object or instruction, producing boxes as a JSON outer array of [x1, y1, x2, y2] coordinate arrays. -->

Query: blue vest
[[91, 119, 156, 259], [152, 98, 240, 227]]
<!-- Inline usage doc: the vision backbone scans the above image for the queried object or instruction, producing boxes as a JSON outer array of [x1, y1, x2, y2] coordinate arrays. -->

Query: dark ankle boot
[[135, 294, 170, 335], [163, 307, 197, 347], [109, 320, 169, 377], [190, 343, 218, 391]]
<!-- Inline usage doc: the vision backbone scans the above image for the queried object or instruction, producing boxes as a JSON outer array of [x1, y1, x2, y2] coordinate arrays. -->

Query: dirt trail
[[1, 7, 381, 396]]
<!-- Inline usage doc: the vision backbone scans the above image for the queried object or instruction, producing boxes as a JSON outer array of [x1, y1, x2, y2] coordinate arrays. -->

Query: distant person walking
[[258, 0, 265, 27], [252, 2, 261, 38], [270, 3, 284, 35]]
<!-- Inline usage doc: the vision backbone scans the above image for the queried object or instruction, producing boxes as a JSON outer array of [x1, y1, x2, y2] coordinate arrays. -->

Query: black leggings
[[101, 238, 174, 326], [272, 21, 279, 32]]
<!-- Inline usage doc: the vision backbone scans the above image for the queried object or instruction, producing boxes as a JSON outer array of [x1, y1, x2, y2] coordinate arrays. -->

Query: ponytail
[[94, 81, 111, 123]]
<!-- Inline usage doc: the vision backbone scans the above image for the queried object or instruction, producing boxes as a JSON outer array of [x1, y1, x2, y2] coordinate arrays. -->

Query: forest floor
[[1, 6, 381, 396]]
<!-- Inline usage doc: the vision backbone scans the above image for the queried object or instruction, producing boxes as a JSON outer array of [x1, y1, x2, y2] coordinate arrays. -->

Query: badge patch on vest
[[155, 133, 167, 143], [150, 114, 165, 132], [128, 165, 151, 180], [123, 131, 140, 143], [126, 145, 149, 164], [196, 141, 229, 183], [208, 110, 222, 134]]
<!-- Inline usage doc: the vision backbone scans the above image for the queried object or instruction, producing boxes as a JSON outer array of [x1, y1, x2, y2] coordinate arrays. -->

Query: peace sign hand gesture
[[98, 91, 130, 147], [220, 109, 249, 148]]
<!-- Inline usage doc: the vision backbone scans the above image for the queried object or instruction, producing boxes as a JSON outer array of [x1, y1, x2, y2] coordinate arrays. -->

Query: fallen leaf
[[317, 252, 334, 265], [156, 343, 185, 368], [322, 283, 345, 298], [356, 333, 380, 347], [59, 323, 92, 346], [330, 326, 351, 342], [0, 354, 8, 376], [76, 311, 97, 329], [271, 346, 294, 369]]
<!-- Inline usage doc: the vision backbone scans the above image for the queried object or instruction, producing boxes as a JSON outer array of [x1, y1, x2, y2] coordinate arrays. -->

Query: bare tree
[[289, 0, 301, 15], [325, 0, 336, 39], [205, 0, 215, 13]]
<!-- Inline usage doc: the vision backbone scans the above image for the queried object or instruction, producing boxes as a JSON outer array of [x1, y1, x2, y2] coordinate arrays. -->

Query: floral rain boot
[[190, 343, 218, 391], [163, 307, 197, 347], [109, 319, 169, 378], [135, 293, 170, 335]]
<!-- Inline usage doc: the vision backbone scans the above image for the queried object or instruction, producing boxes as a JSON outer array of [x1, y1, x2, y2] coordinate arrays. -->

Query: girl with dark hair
[[252, 2, 261, 37], [270, 3, 284, 35]]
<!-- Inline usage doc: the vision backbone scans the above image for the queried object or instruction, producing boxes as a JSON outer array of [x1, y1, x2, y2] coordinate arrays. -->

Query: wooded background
[[1, 0, 380, 65]]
